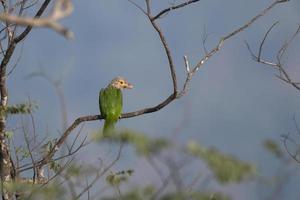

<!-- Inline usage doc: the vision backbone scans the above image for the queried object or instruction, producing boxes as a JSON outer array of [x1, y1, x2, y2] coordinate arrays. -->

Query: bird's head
[[110, 76, 133, 89]]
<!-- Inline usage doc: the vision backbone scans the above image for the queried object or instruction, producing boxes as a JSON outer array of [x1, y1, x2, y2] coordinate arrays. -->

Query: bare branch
[[201, 25, 210, 55], [224, 0, 289, 41], [14, 0, 52, 43], [38, 115, 98, 168], [195, 0, 288, 72], [183, 55, 190, 73], [18, 128, 88, 173], [277, 25, 300, 62], [247, 23, 300, 91], [245, 22, 280, 67], [21, 117, 37, 182], [279, 117, 300, 163], [7, 42, 24, 76], [145, 0, 151, 15], [148, 19, 178, 94], [177, 1, 289, 98], [282, 133, 300, 163], [258, 21, 279, 60], [152, 0, 201, 21], [293, 115, 300, 136], [0, 0, 74, 39]]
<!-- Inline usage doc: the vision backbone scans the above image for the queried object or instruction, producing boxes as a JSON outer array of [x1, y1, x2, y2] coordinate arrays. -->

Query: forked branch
[[0, 0, 73, 39], [246, 22, 300, 91]]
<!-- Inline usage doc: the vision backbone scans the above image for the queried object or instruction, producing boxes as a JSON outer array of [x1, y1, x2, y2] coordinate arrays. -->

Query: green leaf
[[5, 180, 65, 199]]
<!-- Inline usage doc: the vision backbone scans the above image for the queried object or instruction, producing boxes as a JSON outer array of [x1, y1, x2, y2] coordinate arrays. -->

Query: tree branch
[[14, 0, 52, 43], [178, 0, 290, 97], [152, 0, 201, 21], [0, 0, 73, 40], [148, 18, 178, 93], [246, 22, 300, 91]]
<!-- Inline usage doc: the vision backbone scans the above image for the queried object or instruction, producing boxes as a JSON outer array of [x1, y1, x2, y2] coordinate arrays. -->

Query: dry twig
[[246, 21, 300, 91], [0, 0, 73, 39]]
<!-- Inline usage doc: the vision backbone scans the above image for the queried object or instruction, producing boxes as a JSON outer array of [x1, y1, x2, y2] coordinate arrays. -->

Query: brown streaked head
[[110, 76, 133, 89]]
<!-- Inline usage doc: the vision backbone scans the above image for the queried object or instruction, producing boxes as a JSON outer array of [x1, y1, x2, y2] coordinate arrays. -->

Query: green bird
[[99, 76, 133, 134]]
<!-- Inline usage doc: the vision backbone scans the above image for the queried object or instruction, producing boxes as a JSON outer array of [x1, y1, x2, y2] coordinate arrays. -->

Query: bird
[[99, 76, 133, 135]]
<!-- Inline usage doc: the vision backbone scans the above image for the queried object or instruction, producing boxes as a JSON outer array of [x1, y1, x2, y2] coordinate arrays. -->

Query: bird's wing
[[99, 88, 107, 118]]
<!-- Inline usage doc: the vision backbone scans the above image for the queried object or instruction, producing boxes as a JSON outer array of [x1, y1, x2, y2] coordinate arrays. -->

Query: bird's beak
[[125, 83, 133, 89]]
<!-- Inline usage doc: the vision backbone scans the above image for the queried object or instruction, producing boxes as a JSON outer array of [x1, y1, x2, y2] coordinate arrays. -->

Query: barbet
[[99, 77, 133, 134]]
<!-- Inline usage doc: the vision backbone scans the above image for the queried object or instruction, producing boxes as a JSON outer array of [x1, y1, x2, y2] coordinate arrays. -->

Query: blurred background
[[6, 0, 300, 199]]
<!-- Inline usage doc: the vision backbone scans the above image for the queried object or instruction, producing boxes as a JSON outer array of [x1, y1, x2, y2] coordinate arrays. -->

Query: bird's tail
[[102, 120, 116, 136]]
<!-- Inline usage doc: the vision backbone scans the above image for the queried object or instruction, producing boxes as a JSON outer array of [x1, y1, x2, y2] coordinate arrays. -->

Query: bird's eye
[[119, 81, 124, 84]]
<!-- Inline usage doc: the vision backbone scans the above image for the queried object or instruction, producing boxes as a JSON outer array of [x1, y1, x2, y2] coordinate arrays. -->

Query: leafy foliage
[[101, 187, 151, 200], [65, 163, 82, 177], [4, 102, 38, 115], [106, 169, 134, 186], [186, 141, 255, 184], [95, 129, 169, 155], [5, 181, 65, 200], [101, 186, 230, 200], [160, 192, 230, 200]]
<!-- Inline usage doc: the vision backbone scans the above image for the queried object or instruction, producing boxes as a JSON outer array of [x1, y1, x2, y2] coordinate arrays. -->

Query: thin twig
[[0, 0, 73, 39], [20, 117, 36, 179], [152, 0, 201, 21], [14, 0, 52, 43], [258, 21, 279, 60], [148, 18, 178, 94], [127, 0, 147, 15], [246, 22, 300, 91], [282, 133, 300, 163]]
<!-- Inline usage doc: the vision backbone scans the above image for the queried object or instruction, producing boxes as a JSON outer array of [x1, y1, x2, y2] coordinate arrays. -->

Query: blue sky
[[6, 0, 300, 199]]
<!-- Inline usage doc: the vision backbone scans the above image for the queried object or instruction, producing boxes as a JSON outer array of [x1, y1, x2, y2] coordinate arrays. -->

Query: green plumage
[[99, 85, 123, 134]]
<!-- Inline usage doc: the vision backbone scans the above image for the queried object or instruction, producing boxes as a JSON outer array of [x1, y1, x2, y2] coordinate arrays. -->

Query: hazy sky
[[7, 0, 300, 199]]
